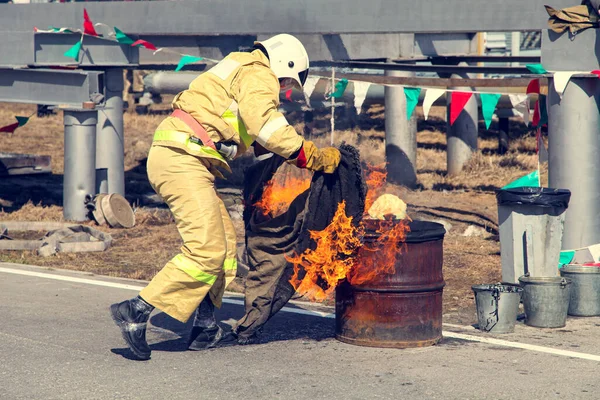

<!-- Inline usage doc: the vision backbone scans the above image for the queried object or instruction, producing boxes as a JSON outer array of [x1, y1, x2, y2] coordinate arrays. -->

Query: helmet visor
[[279, 78, 296, 92]]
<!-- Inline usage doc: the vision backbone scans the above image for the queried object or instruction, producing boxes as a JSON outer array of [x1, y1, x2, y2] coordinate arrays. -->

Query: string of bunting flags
[[33, 8, 218, 69]]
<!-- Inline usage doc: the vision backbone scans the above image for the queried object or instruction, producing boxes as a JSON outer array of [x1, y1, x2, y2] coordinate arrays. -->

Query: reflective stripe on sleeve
[[256, 116, 289, 147]]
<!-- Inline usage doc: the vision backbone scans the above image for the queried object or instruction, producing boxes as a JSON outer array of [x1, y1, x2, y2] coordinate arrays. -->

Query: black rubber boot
[[110, 296, 154, 360], [188, 296, 233, 350]]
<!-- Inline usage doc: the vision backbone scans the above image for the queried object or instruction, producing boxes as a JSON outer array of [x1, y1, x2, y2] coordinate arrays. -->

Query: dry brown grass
[[0, 102, 546, 323]]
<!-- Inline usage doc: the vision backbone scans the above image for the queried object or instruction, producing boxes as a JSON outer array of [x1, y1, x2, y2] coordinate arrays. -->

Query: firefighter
[[110, 34, 341, 360]]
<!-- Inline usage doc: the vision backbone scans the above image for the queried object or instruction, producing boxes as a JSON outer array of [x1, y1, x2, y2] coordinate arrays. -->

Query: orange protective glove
[[290, 140, 341, 174]]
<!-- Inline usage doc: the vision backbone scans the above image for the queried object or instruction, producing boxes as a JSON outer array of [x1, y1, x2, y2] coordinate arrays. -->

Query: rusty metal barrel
[[335, 220, 446, 348]]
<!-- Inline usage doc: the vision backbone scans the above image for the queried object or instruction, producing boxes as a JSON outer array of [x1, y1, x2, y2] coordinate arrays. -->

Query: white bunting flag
[[303, 76, 319, 106], [422, 89, 446, 120], [353, 81, 371, 115], [553, 71, 582, 99], [509, 94, 530, 126]]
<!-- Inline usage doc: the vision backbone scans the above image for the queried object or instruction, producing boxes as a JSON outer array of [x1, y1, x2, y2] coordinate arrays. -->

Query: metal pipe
[[548, 77, 600, 249], [384, 69, 417, 188], [96, 69, 125, 196], [63, 109, 98, 222], [446, 67, 479, 175]]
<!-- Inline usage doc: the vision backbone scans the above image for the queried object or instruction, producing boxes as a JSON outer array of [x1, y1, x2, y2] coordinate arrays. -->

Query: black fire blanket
[[234, 144, 366, 341]]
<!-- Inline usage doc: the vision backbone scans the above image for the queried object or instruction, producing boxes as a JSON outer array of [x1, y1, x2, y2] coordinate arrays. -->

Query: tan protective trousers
[[140, 145, 237, 323]]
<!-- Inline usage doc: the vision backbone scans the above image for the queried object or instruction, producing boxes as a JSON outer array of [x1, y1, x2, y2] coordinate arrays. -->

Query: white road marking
[[442, 331, 600, 362], [2, 265, 600, 361]]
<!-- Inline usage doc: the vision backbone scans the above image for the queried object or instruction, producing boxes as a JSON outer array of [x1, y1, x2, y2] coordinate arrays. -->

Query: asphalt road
[[1, 263, 599, 400]]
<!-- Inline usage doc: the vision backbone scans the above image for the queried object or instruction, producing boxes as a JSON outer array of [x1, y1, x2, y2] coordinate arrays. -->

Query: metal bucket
[[518, 275, 572, 328], [560, 265, 600, 316], [472, 284, 522, 333]]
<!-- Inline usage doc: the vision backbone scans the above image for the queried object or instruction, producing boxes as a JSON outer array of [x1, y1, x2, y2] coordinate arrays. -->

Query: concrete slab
[[1, 264, 599, 400]]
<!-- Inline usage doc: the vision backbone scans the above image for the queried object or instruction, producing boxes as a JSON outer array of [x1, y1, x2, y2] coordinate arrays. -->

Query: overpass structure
[[0, 0, 597, 250]]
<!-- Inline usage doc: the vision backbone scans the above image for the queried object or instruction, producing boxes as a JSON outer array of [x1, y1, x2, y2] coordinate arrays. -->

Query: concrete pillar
[[63, 109, 98, 221], [384, 69, 418, 188], [96, 68, 125, 196], [548, 77, 600, 249], [446, 73, 478, 175]]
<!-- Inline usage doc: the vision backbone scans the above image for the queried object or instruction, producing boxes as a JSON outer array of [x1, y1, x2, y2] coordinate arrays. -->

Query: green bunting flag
[[64, 41, 82, 62], [502, 170, 540, 189], [559, 250, 575, 268], [403, 87, 421, 120], [329, 78, 349, 99], [539, 94, 548, 126], [480, 93, 502, 129], [176, 55, 204, 72], [114, 27, 134, 45], [16, 116, 29, 127], [526, 64, 548, 75]]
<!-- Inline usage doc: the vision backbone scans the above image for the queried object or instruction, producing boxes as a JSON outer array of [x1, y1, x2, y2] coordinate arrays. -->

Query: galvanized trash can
[[472, 283, 522, 333], [519, 275, 572, 328], [560, 265, 600, 316], [497, 188, 571, 283]]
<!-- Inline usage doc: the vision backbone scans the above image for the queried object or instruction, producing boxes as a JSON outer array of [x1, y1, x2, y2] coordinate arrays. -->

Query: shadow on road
[[111, 302, 335, 359]]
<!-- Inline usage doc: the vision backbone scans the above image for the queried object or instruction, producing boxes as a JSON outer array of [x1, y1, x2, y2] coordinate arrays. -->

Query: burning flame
[[288, 201, 363, 301], [286, 163, 410, 302], [348, 219, 410, 285], [287, 203, 410, 302], [254, 171, 311, 217], [364, 164, 387, 212]]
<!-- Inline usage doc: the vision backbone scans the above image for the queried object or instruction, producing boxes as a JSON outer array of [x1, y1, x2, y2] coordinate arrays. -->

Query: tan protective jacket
[[153, 50, 304, 173]]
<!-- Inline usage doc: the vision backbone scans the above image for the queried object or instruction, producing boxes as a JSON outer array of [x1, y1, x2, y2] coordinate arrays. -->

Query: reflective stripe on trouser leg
[[140, 145, 227, 323], [208, 197, 238, 308]]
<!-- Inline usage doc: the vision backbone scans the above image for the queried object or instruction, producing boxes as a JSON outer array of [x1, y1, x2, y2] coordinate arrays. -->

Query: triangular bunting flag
[[403, 87, 421, 121], [450, 92, 473, 125], [15, 116, 29, 127], [553, 71, 579, 98], [64, 41, 82, 62], [532, 100, 541, 127], [114, 27, 134, 45], [0, 122, 19, 134], [175, 55, 204, 71], [526, 64, 548, 75], [526, 79, 540, 95], [83, 9, 99, 36], [302, 76, 319, 106], [423, 88, 445, 120], [480, 93, 502, 129], [559, 251, 575, 268], [502, 170, 540, 189], [539, 95, 548, 126], [132, 39, 158, 51], [329, 78, 349, 99], [509, 94, 530, 126], [353, 81, 370, 115]]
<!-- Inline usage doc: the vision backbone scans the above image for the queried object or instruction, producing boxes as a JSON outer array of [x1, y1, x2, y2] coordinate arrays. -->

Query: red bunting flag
[[526, 79, 540, 95], [450, 92, 473, 125], [83, 9, 99, 36], [532, 100, 540, 127], [0, 122, 19, 134], [285, 89, 293, 102], [131, 39, 158, 51]]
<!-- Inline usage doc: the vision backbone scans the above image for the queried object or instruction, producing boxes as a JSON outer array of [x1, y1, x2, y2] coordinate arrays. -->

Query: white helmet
[[254, 34, 310, 91]]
